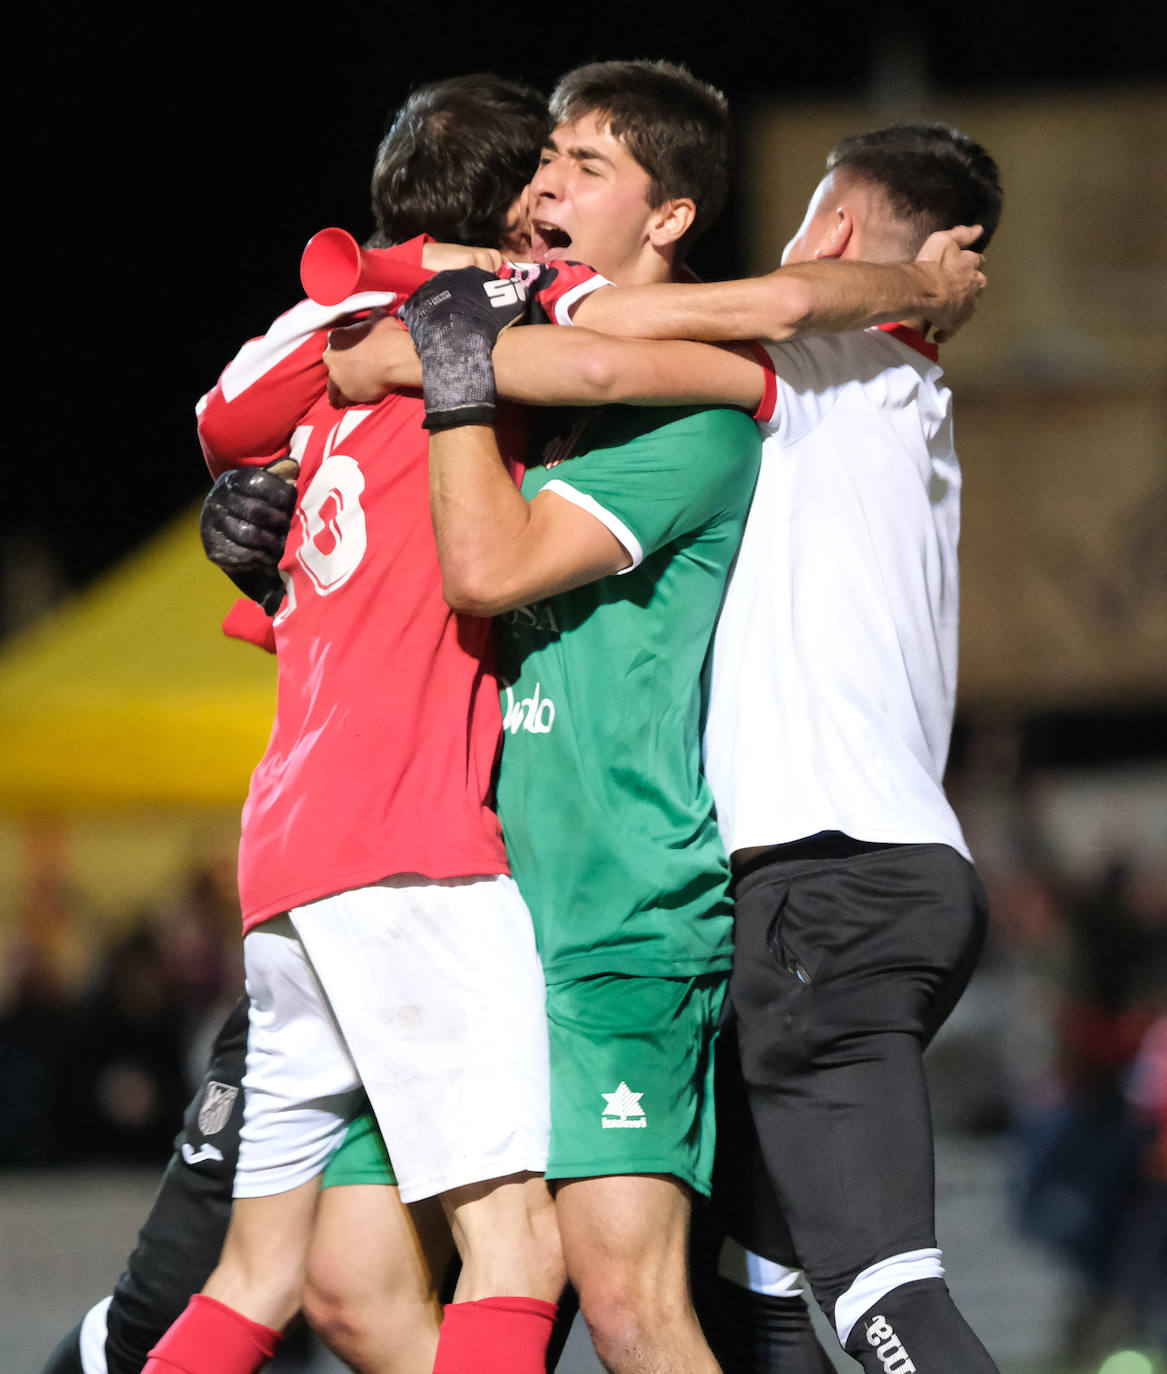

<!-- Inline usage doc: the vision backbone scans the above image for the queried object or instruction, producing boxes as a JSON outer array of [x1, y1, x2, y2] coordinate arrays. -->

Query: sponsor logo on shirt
[[501, 602, 560, 635], [864, 1315, 917, 1373], [197, 1081, 238, 1136], [485, 278, 531, 309], [502, 679, 556, 735], [601, 1082, 647, 1129]]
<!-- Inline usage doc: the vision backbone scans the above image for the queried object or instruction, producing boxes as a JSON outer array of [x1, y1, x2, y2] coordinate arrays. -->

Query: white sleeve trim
[[543, 478, 643, 570], [218, 291, 401, 403], [552, 274, 613, 325]]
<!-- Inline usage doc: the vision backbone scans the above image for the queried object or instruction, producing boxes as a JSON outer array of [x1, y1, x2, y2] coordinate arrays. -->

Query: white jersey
[[703, 323, 971, 861]]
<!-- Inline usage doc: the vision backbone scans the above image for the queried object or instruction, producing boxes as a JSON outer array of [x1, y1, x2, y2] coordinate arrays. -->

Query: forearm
[[571, 260, 947, 343], [428, 425, 538, 616], [492, 328, 763, 409], [326, 322, 764, 411], [429, 425, 627, 616]]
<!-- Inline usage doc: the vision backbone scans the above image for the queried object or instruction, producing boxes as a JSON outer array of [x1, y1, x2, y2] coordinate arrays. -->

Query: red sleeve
[[745, 340, 778, 423], [501, 260, 612, 326], [222, 597, 277, 654], [196, 236, 430, 476]]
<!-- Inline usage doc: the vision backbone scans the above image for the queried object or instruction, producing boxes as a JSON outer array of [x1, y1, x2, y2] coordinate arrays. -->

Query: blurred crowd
[[0, 859, 243, 1168], [941, 719, 1167, 1366], [1, 720, 1164, 1365]]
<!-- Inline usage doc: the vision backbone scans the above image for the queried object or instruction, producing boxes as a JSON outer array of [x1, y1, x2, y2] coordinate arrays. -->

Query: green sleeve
[[543, 405, 761, 561]]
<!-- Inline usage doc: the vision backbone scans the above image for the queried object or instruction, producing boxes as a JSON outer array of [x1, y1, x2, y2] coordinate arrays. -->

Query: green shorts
[[321, 1107, 397, 1188], [545, 971, 726, 1195]]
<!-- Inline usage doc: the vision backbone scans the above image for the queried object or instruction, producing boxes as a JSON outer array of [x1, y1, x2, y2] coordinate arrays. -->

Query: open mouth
[[532, 222, 572, 262]]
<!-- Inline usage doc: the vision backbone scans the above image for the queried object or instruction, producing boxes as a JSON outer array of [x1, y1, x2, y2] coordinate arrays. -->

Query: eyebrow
[[546, 141, 614, 170]]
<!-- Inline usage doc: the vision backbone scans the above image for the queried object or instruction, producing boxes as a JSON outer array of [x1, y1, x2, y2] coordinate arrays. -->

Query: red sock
[[142, 1294, 281, 1374], [434, 1296, 558, 1374]]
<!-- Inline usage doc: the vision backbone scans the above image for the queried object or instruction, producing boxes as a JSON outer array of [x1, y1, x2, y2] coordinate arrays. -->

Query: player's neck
[[607, 243, 677, 288]]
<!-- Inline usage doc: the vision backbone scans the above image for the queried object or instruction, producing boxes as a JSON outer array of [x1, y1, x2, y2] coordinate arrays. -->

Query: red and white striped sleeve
[[502, 260, 613, 327], [196, 236, 429, 475]]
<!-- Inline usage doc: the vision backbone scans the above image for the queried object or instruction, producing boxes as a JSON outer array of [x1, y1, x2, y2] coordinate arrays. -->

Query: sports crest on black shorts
[[197, 1081, 238, 1136]]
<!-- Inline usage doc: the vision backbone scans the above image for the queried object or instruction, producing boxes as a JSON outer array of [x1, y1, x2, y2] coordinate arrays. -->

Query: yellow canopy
[[0, 508, 277, 814]]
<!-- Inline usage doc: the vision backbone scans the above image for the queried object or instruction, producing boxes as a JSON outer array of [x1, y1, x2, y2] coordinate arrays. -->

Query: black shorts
[[720, 840, 988, 1307]]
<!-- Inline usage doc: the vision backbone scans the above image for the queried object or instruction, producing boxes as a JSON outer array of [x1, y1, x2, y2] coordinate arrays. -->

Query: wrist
[[907, 261, 944, 316]]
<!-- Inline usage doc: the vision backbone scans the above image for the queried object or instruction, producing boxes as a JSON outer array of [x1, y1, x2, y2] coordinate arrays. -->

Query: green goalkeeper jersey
[[495, 403, 761, 985]]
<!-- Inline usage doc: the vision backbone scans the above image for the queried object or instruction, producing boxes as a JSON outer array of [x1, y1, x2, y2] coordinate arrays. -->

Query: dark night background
[[10, 6, 1159, 579], [2, 15, 1165, 1367], [7, 4, 1165, 761]]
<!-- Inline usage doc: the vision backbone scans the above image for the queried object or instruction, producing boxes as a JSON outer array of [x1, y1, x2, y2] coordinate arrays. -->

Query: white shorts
[[235, 874, 550, 1203]]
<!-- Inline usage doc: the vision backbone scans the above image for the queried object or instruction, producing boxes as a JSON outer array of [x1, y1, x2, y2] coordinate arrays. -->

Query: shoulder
[[584, 403, 758, 453], [529, 261, 612, 325], [758, 327, 945, 439]]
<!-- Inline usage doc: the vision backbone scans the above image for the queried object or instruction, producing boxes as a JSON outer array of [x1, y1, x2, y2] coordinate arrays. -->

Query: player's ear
[[813, 204, 853, 260], [649, 197, 696, 250]]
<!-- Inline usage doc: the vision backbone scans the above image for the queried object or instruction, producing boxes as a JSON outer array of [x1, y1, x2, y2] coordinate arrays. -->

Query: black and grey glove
[[200, 460, 298, 616], [398, 266, 536, 431]]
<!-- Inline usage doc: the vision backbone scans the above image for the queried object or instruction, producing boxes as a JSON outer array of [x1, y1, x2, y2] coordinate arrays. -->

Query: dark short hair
[[549, 60, 731, 256], [369, 75, 549, 249], [827, 123, 1002, 253]]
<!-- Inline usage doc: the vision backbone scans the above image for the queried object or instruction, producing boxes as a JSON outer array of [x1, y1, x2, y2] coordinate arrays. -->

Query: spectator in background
[[56, 925, 189, 1163]]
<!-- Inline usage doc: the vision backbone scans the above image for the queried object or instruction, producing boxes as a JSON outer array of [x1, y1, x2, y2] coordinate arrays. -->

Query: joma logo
[[865, 1316, 916, 1373]]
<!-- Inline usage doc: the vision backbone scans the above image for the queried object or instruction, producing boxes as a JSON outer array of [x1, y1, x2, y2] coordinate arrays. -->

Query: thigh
[[706, 1019, 799, 1269], [306, 1183, 450, 1318], [556, 1173, 693, 1297], [292, 875, 550, 1202], [237, 919, 363, 1198], [731, 845, 988, 1088], [545, 973, 724, 1196]]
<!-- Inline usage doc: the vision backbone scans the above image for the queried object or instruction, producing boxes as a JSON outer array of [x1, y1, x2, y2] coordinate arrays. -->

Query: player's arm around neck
[[493, 328, 765, 410], [568, 227, 985, 343], [429, 425, 629, 618], [326, 317, 765, 412]]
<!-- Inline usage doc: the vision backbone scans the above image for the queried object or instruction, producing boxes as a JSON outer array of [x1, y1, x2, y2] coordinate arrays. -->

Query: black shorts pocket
[[766, 887, 814, 986]]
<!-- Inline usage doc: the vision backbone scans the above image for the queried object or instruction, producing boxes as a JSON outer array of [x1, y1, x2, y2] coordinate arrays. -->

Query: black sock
[[545, 1284, 580, 1372], [697, 1274, 835, 1374]]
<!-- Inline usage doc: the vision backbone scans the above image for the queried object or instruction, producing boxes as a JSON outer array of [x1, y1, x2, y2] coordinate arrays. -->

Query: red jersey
[[198, 238, 511, 932], [504, 260, 612, 326]]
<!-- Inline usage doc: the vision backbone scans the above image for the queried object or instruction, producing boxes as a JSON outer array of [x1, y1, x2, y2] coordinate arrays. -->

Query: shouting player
[[390, 64, 987, 1374], [194, 64, 988, 1374], [141, 75, 565, 1374], [328, 112, 999, 1374]]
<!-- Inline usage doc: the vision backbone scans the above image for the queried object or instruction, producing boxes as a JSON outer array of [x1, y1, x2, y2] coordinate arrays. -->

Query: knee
[[575, 1266, 685, 1369], [453, 1173, 565, 1301], [300, 1273, 364, 1354], [833, 1248, 946, 1348], [577, 1278, 651, 1371], [303, 1275, 438, 1374]]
